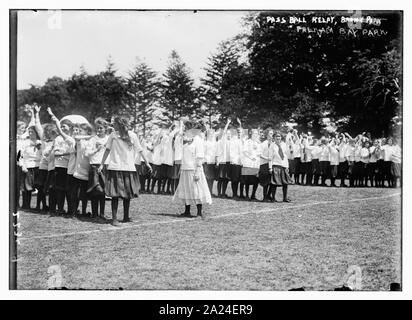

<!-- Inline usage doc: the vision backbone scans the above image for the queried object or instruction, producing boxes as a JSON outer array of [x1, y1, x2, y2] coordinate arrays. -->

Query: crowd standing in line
[[16, 106, 402, 225]]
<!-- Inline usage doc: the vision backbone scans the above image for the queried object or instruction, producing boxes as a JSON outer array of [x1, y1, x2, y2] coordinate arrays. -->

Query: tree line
[[17, 11, 402, 137]]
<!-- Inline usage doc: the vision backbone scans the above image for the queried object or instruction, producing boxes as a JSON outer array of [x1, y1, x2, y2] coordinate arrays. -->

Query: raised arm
[[47, 107, 72, 142], [32, 105, 44, 140], [223, 118, 231, 135]]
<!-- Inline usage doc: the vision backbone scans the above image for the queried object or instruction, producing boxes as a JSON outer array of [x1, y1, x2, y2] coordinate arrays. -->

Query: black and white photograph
[[8, 5, 405, 295]]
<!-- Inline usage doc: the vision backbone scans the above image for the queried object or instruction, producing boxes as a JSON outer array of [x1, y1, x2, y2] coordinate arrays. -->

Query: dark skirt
[[45, 170, 56, 193], [218, 162, 231, 180], [230, 164, 242, 182], [367, 162, 377, 177], [384, 161, 392, 178], [271, 165, 293, 186], [391, 162, 401, 178], [203, 163, 216, 180], [151, 164, 161, 179], [353, 162, 365, 178], [330, 165, 338, 178], [258, 163, 271, 187], [169, 163, 180, 180], [305, 161, 313, 175], [73, 177, 89, 201], [160, 164, 173, 179], [35, 168, 48, 189], [376, 159, 385, 177], [66, 174, 76, 193], [319, 161, 330, 176], [87, 164, 106, 197], [300, 162, 309, 175], [294, 157, 302, 175], [312, 159, 320, 175], [105, 170, 140, 199], [22, 167, 39, 192], [55, 167, 68, 191], [241, 168, 259, 185], [338, 161, 348, 179], [288, 159, 296, 175]]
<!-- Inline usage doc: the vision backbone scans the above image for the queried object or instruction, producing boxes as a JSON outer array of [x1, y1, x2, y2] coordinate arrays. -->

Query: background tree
[[242, 11, 402, 135], [126, 60, 161, 135], [161, 50, 197, 122]]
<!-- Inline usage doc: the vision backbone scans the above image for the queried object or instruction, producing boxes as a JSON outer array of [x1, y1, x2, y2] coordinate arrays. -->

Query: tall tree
[[200, 39, 253, 127], [242, 11, 402, 134], [97, 57, 128, 119], [126, 60, 161, 135], [162, 50, 197, 122]]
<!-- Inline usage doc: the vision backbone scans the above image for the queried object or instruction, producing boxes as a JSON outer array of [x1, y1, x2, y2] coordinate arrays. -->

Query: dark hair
[[43, 123, 58, 141], [113, 116, 133, 147], [27, 125, 40, 140], [80, 123, 93, 135], [60, 119, 74, 131], [94, 117, 108, 129]]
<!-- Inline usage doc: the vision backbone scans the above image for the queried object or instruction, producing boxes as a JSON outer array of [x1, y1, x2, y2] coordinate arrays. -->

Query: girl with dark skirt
[[229, 118, 244, 199], [390, 139, 401, 188], [346, 139, 356, 187], [66, 124, 80, 216], [173, 122, 211, 218], [368, 139, 379, 187], [291, 130, 303, 185], [48, 109, 75, 215], [375, 138, 385, 187], [268, 132, 293, 202], [337, 134, 349, 187], [203, 127, 217, 196], [302, 135, 314, 186], [241, 129, 261, 201], [150, 131, 163, 194], [17, 120, 28, 209], [72, 122, 93, 217], [353, 138, 363, 187], [171, 120, 184, 194], [135, 133, 150, 194], [43, 123, 59, 213], [144, 137, 154, 193], [160, 124, 180, 195], [85, 117, 109, 220], [318, 138, 331, 187], [98, 116, 152, 226], [216, 119, 231, 198], [383, 137, 395, 187], [328, 138, 340, 187], [310, 139, 321, 186], [259, 128, 273, 202], [360, 140, 371, 187], [21, 106, 43, 210]]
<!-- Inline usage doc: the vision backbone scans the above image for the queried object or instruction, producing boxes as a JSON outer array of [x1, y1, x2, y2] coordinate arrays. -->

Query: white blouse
[[242, 139, 261, 169], [181, 136, 205, 170]]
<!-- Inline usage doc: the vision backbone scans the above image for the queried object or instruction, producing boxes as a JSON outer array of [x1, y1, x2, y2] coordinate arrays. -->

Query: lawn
[[16, 185, 401, 291]]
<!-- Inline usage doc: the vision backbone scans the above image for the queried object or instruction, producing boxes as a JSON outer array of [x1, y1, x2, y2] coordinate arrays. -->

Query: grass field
[[16, 184, 401, 291]]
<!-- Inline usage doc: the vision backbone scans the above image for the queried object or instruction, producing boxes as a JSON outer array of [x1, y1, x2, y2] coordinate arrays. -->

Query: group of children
[[16, 106, 402, 225]]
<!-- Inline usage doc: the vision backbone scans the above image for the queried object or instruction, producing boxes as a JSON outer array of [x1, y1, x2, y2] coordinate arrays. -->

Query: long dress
[[173, 136, 212, 206]]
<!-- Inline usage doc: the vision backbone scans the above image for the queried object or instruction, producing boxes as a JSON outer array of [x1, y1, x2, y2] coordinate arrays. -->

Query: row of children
[[17, 105, 152, 225], [16, 107, 401, 224], [284, 129, 401, 188]]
